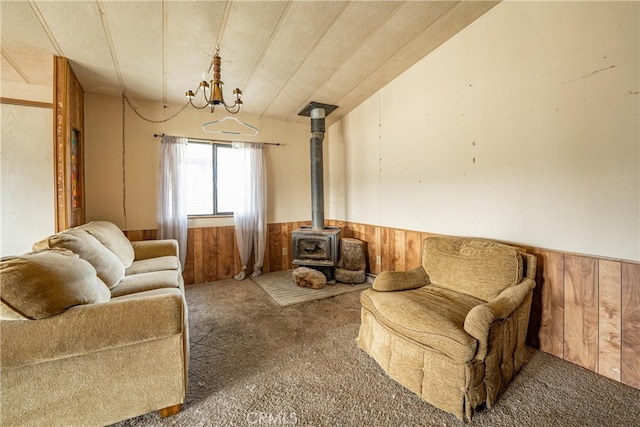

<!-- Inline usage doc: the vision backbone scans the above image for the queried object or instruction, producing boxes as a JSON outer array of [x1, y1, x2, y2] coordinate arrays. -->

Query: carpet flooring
[[112, 278, 640, 427], [251, 269, 370, 306]]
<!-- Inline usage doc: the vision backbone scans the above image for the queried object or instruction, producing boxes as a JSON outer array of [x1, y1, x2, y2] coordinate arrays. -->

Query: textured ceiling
[[1, 1, 499, 124]]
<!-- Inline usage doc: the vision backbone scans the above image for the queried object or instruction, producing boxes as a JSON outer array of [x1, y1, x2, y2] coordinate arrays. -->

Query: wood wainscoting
[[125, 220, 639, 390]]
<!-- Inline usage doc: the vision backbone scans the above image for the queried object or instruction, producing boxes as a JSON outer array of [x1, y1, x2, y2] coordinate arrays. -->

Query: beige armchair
[[357, 236, 536, 421]]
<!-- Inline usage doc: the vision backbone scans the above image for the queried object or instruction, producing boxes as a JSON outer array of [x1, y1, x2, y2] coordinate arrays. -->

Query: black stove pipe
[[310, 107, 325, 230]]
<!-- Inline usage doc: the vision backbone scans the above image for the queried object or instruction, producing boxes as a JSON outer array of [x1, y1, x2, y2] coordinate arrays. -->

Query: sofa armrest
[[372, 266, 430, 292], [1, 288, 185, 369], [463, 277, 535, 359], [131, 239, 179, 260]]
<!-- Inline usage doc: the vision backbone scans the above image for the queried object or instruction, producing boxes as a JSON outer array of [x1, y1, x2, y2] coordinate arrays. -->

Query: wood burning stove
[[292, 102, 341, 280], [291, 226, 341, 279]]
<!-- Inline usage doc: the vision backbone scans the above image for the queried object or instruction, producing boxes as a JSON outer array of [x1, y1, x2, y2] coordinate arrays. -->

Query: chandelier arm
[[224, 103, 241, 114], [189, 98, 210, 110]]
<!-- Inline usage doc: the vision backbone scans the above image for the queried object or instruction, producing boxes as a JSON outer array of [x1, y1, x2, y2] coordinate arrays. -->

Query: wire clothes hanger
[[201, 116, 259, 136]]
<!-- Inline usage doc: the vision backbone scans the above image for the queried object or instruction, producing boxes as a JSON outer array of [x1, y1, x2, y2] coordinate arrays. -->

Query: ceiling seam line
[[162, 0, 168, 104], [298, 0, 409, 119], [259, 0, 352, 118], [96, 0, 126, 93], [27, 0, 64, 56], [210, 0, 233, 72], [1, 50, 32, 84], [333, 0, 463, 109], [242, 1, 294, 91]]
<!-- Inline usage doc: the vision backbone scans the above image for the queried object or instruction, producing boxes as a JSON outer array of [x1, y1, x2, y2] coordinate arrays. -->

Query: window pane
[[186, 143, 213, 215], [216, 146, 235, 213]]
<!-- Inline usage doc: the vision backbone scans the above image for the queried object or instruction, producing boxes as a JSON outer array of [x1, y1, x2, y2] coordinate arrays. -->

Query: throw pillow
[[0, 249, 110, 319], [46, 228, 125, 288], [79, 221, 135, 268]]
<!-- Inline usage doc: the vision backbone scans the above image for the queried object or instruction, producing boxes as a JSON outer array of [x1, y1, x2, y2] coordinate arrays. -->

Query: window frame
[[186, 140, 234, 218]]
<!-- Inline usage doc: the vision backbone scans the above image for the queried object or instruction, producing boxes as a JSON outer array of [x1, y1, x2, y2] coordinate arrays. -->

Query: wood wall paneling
[[404, 230, 422, 271], [598, 259, 622, 381], [268, 223, 283, 273], [621, 262, 640, 388], [532, 250, 565, 358], [183, 227, 195, 285], [563, 255, 599, 371], [124, 220, 639, 392], [203, 227, 219, 282]]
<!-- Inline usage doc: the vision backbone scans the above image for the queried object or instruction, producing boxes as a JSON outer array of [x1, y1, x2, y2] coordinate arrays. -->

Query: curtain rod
[[153, 133, 279, 146]]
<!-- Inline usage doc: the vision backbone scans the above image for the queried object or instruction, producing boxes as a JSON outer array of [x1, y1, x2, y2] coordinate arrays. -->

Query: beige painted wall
[[327, 1, 640, 261], [84, 93, 313, 231], [0, 103, 55, 256]]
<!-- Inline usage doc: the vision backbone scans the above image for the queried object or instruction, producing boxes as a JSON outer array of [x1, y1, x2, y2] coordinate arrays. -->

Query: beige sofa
[[0, 221, 188, 426], [357, 236, 536, 421]]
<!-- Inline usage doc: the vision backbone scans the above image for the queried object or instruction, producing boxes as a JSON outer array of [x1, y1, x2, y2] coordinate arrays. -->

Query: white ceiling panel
[[216, 0, 291, 112], [34, 0, 120, 95], [316, 1, 457, 104], [165, 1, 227, 105], [101, 1, 163, 102], [0, 0, 59, 86], [245, 0, 348, 116], [1, 0, 499, 122], [267, 1, 405, 120]]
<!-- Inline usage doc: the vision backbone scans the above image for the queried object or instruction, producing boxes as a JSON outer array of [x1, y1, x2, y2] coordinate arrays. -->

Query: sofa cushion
[[43, 229, 125, 289], [125, 256, 180, 276], [0, 250, 110, 319], [79, 221, 135, 268], [422, 237, 523, 302], [361, 285, 482, 363], [111, 270, 182, 298]]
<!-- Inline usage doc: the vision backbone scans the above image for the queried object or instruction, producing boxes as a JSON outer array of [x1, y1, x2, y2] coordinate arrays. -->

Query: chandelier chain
[[120, 92, 190, 230], [123, 93, 189, 123], [121, 94, 127, 230]]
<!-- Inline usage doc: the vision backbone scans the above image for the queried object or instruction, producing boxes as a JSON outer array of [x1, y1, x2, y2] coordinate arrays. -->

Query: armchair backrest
[[422, 236, 524, 302]]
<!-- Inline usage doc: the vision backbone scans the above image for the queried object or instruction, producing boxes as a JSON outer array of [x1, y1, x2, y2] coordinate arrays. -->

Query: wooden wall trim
[[0, 97, 53, 109], [53, 56, 85, 231], [124, 220, 639, 390]]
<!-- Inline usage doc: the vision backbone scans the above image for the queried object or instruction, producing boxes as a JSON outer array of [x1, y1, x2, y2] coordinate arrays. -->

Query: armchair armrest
[[372, 266, 430, 292], [131, 239, 179, 260], [463, 277, 535, 359]]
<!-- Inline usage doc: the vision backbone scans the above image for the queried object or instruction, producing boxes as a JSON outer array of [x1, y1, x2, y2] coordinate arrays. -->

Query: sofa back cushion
[[422, 236, 523, 302], [0, 249, 110, 319], [39, 229, 125, 288], [78, 221, 135, 268]]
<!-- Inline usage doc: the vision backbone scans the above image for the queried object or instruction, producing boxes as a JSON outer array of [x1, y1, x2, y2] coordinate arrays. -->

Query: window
[[186, 141, 235, 216]]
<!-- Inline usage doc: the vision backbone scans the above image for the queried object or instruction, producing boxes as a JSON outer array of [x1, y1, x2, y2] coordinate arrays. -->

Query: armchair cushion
[[372, 266, 429, 292], [423, 237, 523, 302], [361, 285, 484, 363], [0, 250, 110, 320]]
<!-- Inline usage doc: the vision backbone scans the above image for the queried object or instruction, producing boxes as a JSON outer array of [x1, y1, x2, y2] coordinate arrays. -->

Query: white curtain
[[158, 135, 188, 267], [232, 142, 266, 280]]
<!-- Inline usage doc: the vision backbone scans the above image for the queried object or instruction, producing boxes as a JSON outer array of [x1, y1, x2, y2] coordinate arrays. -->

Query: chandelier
[[185, 45, 242, 114]]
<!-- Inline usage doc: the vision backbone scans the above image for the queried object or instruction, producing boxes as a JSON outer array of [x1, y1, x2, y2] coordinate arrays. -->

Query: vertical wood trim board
[[563, 255, 599, 371], [621, 263, 640, 388], [598, 259, 622, 381], [125, 220, 639, 391]]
